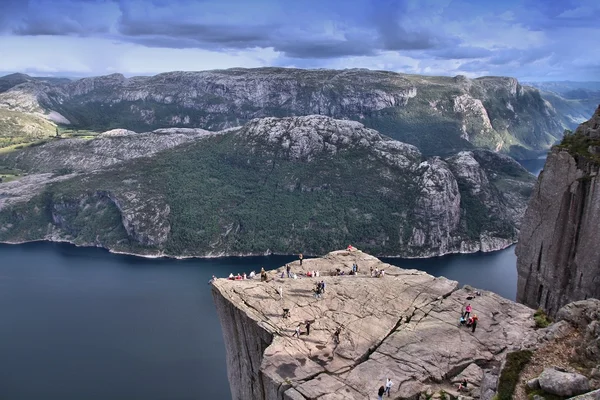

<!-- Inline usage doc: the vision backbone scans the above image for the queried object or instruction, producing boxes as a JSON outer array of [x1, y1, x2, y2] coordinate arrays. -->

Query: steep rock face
[[211, 250, 538, 400], [516, 107, 600, 316], [0, 68, 566, 157], [0, 116, 535, 257]]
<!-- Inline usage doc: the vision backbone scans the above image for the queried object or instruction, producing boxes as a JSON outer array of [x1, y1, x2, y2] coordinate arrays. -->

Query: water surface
[[0, 241, 518, 400]]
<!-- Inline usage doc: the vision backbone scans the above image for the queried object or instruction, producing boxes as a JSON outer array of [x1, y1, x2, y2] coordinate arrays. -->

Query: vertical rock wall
[[211, 285, 275, 400], [516, 106, 600, 316]]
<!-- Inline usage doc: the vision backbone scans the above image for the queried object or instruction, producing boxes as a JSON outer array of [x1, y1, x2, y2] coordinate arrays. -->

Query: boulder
[[451, 363, 484, 386], [538, 367, 590, 397], [567, 389, 600, 399]]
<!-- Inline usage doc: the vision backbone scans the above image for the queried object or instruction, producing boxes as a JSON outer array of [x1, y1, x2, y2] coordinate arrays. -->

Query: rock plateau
[[211, 249, 538, 400]]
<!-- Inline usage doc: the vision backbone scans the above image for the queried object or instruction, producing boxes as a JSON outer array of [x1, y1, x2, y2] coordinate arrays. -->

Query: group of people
[[459, 302, 479, 332], [369, 266, 386, 278], [377, 378, 394, 399], [313, 280, 326, 298]]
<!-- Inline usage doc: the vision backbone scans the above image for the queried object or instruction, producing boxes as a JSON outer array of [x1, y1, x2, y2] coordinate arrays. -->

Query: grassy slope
[[0, 109, 57, 149]]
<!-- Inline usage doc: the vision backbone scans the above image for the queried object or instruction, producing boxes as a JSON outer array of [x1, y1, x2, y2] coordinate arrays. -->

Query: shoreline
[[0, 237, 516, 261]]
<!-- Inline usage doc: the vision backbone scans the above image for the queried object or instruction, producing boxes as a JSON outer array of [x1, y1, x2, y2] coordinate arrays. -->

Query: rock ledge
[[211, 249, 537, 399]]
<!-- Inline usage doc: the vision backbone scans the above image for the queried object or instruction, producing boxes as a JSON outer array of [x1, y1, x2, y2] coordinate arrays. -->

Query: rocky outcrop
[[211, 249, 538, 400], [0, 115, 535, 258], [538, 367, 590, 397], [0, 68, 568, 158], [516, 106, 600, 317]]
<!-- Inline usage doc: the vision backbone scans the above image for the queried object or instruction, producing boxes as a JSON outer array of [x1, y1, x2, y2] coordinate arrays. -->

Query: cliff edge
[[212, 249, 537, 400], [516, 105, 600, 316]]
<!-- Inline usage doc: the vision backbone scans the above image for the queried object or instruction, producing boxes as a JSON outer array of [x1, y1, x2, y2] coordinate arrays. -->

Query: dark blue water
[[0, 159, 541, 400], [0, 241, 518, 400]]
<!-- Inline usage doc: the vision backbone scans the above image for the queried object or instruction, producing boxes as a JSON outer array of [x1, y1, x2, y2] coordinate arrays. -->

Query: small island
[[211, 249, 539, 399]]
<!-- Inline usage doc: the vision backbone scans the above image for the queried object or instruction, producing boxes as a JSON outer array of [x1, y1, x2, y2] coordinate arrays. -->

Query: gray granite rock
[[212, 249, 538, 399]]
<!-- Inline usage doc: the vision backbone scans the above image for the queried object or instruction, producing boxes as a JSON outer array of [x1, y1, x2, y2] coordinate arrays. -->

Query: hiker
[[385, 378, 393, 397], [333, 327, 341, 343], [471, 314, 479, 333], [370, 266, 374, 277], [261, 267, 265, 274], [286, 264, 292, 278], [261, 271, 267, 282], [208, 275, 217, 284], [293, 325, 301, 338], [299, 253, 303, 266], [457, 378, 468, 391], [282, 308, 290, 318], [459, 315, 466, 326], [378, 385, 385, 400], [280, 271, 285, 278], [305, 321, 311, 336], [249, 271, 256, 279], [463, 303, 472, 319], [320, 280, 325, 293], [242, 273, 247, 280], [466, 316, 474, 327], [278, 286, 283, 300]]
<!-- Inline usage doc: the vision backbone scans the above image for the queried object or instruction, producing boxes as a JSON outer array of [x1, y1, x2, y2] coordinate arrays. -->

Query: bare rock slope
[[212, 249, 538, 400]]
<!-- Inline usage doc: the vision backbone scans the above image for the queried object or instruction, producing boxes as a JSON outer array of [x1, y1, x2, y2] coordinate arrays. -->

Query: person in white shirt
[[385, 378, 393, 397]]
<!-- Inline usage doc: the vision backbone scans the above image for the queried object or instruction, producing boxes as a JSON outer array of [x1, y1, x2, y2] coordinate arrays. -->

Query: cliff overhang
[[212, 249, 538, 400]]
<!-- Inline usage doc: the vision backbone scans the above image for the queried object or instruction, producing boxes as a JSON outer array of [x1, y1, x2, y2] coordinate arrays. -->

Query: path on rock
[[212, 250, 536, 400]]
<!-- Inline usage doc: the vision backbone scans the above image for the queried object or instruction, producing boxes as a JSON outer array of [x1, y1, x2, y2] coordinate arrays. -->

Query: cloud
[[0, 0, 598, 81]]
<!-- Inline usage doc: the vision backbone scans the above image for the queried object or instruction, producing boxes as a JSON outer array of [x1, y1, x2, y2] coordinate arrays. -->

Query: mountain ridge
[[0, 68, 577, 159]]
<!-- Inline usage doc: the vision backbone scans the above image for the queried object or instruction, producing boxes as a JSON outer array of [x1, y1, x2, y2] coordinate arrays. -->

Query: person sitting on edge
[[249, 271, 256, 279], [242, 273, 247, 280], [228, 273, 234, 280]]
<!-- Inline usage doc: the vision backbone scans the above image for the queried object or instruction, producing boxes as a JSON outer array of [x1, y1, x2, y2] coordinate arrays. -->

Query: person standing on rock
[[333, 326, 341, 343], [305, 321, 311, 336], [293, 325, 301, 338], [377, 385, 385, 400], [299, 253, 303, 266], [286, 264, 292, 278], [385, 378, 393, 397], [278, 286, 283, 300], [471, 314, 478, 333], [320, 280, 326, 293], [463, 303, 472, 319]]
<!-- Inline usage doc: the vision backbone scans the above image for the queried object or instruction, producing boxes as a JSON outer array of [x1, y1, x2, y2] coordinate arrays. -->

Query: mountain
[[0, 68, 570, 159], [516, 105, 600, 317], [0, 115, 535, 258], [0, 73, 71, 94], [525, 81, 600, 128]]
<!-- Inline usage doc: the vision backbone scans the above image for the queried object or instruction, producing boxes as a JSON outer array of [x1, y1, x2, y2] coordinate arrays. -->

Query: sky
[[0, 0, 599, 81]]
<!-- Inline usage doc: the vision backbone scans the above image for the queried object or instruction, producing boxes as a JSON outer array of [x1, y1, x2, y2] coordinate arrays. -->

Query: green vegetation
[[496, 350, 533, 400], [0, 108, 57, 150], [533, 308, 552, 328], [556, 131, 600, 164]]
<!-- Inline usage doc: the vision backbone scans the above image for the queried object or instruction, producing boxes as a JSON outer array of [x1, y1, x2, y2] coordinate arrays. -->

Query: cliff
[[0, 115, 535, 258], [516, 105, 600, 316], [0, 68, 568, 158], [211, 249, 539, 400]]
